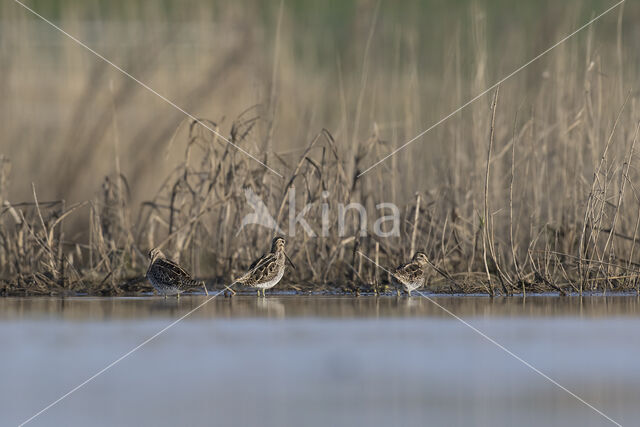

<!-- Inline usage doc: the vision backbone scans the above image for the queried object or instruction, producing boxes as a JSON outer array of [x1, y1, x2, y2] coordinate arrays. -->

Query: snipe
[[393, 251, 429, 296], [146, 248, 208, 297], [233, 237, 294, 297]]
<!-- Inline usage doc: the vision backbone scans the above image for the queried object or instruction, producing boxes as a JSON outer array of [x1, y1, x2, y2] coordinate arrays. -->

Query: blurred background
[[1, 0, 640, 290], [4, 5, 640, 425], [2, 0, 637, 205]]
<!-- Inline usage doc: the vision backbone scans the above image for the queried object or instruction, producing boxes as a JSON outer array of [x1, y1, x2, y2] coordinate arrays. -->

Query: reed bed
[[1, 1, 640, 295]]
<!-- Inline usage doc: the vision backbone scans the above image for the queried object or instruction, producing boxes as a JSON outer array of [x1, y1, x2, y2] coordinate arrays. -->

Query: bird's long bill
[[285, 252, 296, 270], [202, 282, 209, 296]]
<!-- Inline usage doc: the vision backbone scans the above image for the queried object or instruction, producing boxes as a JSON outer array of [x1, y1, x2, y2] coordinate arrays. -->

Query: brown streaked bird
[[233, 237, 294, 297], [146, 248, 208, 297], [393, 251, 429, 296]]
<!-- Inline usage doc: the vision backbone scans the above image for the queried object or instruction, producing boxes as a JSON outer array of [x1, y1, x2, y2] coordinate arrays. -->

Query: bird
[[232, 237, 294, 297], [146, 248, 208, 298], [393, 251, 429, 296]]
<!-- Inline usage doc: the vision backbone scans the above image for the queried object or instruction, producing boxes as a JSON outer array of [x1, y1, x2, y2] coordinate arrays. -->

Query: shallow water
[[1, 295, 639, 427]]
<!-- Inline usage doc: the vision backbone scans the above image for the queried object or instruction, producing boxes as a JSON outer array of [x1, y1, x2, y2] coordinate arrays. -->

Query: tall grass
[[1, 0, 639, 295]]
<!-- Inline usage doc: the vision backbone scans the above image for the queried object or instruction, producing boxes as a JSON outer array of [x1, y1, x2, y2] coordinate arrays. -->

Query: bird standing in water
[[233, 237, 294, 297], [146, 248, 208, 297], [393, 251, 429, 296]]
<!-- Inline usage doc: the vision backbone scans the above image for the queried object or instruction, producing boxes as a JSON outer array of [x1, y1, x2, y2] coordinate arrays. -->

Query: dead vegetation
[[2, 1, 640, 296], [2, 97, 640, 296]]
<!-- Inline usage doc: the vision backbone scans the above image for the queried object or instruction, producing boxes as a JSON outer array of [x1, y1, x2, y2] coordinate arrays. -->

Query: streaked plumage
[[146, 248, 208, 297], [234, 237, 291, 297], [393, 251, 429, 296]]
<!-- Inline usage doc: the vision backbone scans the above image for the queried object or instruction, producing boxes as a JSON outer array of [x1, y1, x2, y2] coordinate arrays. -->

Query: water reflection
[[1, 296, 639, 426], [1, 294, 638, 320]]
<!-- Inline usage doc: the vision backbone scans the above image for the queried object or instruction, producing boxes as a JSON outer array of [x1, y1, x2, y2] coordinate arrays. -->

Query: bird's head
[[271, 236, 286, 253], [148, 248, 165, 261], [272, 236, 295, 270], [412, 251, 429, 266]]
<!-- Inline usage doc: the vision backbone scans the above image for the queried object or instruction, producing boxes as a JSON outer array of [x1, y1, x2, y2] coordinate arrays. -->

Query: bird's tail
[[232, 270, 250, 284]]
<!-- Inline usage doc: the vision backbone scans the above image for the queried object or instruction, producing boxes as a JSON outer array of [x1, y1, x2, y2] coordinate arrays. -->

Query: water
[[1, 295, 639, 427]]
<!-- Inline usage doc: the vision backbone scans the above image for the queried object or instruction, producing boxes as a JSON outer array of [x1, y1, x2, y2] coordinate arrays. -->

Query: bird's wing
[[254, 254, 279, 281], [248, 252, 269, 271], [154, 258, 194, 282], [395, 262, 422, 280], [240, 253, 277, 283]]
